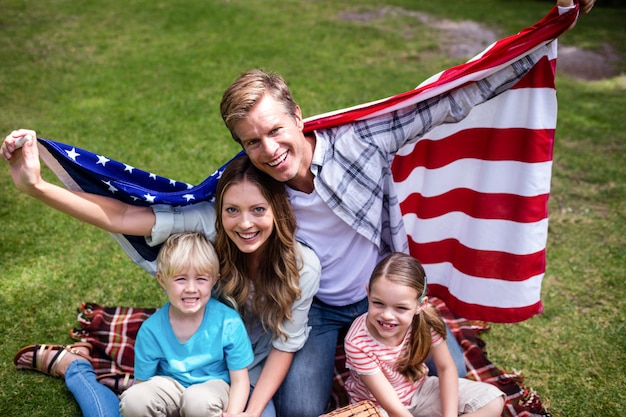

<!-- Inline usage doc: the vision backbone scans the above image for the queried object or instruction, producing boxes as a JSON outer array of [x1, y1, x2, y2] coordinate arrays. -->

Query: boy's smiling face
[[158, 266, 215, 320]]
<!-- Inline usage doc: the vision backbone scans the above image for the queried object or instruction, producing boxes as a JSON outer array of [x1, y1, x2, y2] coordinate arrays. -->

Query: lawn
[[1, 1, 624, 416]]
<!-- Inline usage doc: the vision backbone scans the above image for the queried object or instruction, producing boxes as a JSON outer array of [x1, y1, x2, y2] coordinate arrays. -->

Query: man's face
[[233, 94, 309, 186]]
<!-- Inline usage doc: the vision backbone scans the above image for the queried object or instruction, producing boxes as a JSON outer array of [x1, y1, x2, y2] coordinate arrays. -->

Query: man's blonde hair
[[220, 69, 299, 143]]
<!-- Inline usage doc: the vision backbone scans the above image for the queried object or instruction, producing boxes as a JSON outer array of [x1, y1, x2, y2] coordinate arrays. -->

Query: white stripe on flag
[[395, 160, 553, 197], [404, 213, 549, 255], [425, 262, 544, 308]]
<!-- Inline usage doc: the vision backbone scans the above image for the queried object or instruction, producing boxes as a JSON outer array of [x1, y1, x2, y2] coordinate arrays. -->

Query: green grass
[[1, 1, 624, 416]]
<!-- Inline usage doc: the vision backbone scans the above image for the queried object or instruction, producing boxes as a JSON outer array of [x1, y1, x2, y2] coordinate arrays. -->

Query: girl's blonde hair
[[213, 155, 301, 341], [157, 232, 220, 280], [369, 252, 446, 382]]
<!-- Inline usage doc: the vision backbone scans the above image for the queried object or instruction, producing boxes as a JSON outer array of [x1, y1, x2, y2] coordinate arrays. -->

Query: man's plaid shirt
[[310, 47, 544, 257]]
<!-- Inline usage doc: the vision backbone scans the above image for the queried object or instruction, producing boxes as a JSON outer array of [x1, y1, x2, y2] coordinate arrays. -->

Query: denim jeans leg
[[64, 360, 122, 417], [275, 297, 368, 417], [425, 324, 467, 378]]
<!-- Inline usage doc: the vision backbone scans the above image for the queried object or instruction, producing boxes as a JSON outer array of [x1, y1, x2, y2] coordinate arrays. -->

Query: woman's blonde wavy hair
[[213, 155, 301, 341]]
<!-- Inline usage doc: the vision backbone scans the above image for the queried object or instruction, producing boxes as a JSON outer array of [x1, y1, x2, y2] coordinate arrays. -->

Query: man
[[217, 3, 593, 414]]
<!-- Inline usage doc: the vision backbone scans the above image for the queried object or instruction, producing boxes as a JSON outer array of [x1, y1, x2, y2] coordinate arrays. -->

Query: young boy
[[119, 232, 253, 417]]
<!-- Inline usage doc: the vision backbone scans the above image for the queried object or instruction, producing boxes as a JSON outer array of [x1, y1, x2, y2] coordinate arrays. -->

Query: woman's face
[[220, 180, 275, 254]]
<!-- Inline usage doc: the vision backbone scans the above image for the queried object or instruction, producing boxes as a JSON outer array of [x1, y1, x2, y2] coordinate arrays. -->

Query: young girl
[[344, 253, 505, 417]]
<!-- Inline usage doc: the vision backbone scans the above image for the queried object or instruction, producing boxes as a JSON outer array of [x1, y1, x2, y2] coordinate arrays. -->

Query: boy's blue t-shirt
[[134, 297, 253, 387]]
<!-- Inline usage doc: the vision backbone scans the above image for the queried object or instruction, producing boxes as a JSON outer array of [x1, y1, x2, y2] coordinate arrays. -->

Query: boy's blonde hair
[[157, 232, 219, 280]]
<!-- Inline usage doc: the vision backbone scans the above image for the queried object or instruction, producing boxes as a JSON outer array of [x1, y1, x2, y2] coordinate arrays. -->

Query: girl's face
[[366, 275, 424, 347], [221, 180, 275, 254]]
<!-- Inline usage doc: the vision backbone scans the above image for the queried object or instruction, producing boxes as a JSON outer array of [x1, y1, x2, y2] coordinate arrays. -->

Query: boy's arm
[[132, 319, 161, 383], [2, 129, 156, 235], [225, 368, 250, 414]]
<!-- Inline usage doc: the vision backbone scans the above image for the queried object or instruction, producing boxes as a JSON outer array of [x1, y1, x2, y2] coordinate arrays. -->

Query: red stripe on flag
[[427, 284, 543, 322], [409, 238, 546, 282], [391, 128, 554, 177], [511, 55, 556, 90], [400, 190, 549, 222], [303, 7, 575, 134]]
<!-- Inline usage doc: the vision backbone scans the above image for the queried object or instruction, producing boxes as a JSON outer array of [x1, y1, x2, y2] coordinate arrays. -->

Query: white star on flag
[[65, 148, 80, 161], [103, 181, 118, 193], [96, 155, 110, 166]]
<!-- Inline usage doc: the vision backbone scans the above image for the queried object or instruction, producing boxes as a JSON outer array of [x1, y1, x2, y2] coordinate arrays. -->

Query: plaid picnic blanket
[[70, 302, 157, 375], [71, 299, 551, 416]]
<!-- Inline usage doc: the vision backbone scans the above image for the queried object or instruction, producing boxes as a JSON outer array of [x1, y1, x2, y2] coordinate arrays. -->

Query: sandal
[[13, 342, 93, 378], [97, 372, 135, 394]]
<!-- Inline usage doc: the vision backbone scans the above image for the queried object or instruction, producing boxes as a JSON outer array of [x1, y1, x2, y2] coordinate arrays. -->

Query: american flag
[[37, 5, 579, 323]]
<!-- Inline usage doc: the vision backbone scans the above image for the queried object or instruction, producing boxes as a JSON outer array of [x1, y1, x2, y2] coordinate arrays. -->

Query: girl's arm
[[430, 340, 459, 417], [223, 347, 293, 417], [359, 372, 412, 417], [225, 368, 250, 414], [2, 129, 156, 235]]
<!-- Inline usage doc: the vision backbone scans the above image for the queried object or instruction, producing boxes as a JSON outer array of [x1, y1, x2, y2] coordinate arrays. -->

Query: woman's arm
[[226, 368, 250, 414], [243, 348, 293, 417], [430, 340, 459, 417], [2, 129, 156, 235], [223, 347, 293, 417]]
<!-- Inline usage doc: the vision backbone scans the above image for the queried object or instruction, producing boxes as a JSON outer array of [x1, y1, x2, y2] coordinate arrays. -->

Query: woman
[[8, 130, 320, 417]]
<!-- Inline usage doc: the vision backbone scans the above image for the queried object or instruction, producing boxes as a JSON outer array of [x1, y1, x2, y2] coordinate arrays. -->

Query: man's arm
[[558, 0, 595, 14]]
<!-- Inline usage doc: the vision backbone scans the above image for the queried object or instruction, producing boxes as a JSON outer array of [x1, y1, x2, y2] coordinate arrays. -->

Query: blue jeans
[[65, 360, 121, 417], [275, 297, 369, 417], [275, 297, 466, 416]]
